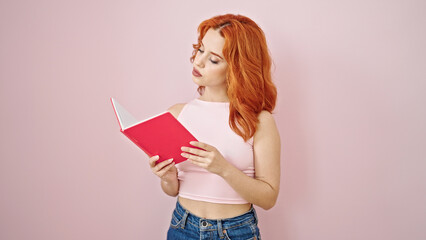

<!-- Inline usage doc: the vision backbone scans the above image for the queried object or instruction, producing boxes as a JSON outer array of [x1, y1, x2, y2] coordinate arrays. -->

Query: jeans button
[[201, 221, 208, 227]]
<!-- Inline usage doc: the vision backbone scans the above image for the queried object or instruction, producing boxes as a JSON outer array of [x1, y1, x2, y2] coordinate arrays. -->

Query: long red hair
[[190, 14, 277, 142]]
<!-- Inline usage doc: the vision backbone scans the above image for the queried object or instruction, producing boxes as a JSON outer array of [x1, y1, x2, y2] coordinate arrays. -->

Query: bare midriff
[[178, 196, 252, 219]]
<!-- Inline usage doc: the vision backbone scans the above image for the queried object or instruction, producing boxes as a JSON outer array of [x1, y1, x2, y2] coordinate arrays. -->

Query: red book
[[110, 97, 197, 164]]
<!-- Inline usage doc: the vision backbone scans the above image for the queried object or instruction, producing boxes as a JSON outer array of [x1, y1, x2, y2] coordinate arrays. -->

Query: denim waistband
[[173, 199, 259, 231]]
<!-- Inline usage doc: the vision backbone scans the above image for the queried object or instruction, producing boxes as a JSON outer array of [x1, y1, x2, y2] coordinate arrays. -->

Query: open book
[[110, 97, 198, 164]]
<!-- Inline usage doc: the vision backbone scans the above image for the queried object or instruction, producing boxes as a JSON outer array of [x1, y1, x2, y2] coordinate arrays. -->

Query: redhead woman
[[148, 13, 280, 240]]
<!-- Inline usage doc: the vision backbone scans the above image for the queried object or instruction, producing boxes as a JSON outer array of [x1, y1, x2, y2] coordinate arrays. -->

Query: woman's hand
[[180, 141, 231, 176], [148, 156, 177, 183]]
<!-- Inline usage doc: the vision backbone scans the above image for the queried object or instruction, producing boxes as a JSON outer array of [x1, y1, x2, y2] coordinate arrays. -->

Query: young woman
[[148, 13, 281, 240]]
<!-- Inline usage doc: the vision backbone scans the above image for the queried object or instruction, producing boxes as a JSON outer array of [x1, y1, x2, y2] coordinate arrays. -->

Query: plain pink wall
[[1, 0, 425, 239]]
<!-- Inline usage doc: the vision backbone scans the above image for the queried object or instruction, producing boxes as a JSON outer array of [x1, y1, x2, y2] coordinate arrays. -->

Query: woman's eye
[[197, 49, 218, 64]]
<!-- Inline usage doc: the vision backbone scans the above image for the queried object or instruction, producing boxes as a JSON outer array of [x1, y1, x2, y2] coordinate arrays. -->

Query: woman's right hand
[[149, 155, 177, 182]]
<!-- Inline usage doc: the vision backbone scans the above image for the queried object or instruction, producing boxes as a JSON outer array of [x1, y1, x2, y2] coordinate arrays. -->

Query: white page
[[111, 98, 169, 130], [111, 98, 138, 130]]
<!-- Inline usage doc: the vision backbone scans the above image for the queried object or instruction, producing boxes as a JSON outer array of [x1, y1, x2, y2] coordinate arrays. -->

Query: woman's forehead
[[201, 29, 225, 56]]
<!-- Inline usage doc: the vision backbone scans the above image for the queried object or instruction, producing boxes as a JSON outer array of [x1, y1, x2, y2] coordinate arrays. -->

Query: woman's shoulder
[[257, 110, 275, 124], [167, 103, 187, 118], [254, 110, 280, 143]]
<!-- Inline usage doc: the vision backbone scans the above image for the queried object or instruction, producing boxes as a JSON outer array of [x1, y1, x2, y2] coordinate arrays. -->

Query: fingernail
[[154, 155, 160, 159], [168, 158, 174, 162]]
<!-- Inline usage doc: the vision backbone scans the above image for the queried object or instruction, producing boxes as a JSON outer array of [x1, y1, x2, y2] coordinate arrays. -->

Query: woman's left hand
[[181, 141, 231, 176]]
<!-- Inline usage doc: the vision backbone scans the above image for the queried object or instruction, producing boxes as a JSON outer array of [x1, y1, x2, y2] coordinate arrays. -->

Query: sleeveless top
[[176, 98, 255, 204]]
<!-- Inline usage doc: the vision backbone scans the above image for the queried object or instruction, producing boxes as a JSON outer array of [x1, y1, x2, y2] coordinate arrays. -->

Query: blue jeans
[[167, 199, 262, 240]]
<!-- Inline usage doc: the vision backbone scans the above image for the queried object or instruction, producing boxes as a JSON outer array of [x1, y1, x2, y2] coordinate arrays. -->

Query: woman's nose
[[194, 54, 205, 68], [194, 59, 203, 68]]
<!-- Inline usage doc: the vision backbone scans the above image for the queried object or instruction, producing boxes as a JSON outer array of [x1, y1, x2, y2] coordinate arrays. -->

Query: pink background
[[1, 0, 425, 239]]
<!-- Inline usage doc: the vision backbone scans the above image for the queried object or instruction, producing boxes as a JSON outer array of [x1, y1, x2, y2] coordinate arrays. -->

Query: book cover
[[110, 97, 197, 164]]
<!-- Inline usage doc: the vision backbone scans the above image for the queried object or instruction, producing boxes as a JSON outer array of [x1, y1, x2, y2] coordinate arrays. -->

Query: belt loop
[[217, 219, 225, 238], [252, 206, 259, 224], [180, 210, 189, 229]]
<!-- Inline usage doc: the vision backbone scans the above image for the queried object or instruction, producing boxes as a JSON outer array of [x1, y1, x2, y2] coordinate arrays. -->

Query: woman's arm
[[160, 170, 179, 197], [221, 111, 281, 209], [182, 110, 281, 210], [155, 103, 186, 197]]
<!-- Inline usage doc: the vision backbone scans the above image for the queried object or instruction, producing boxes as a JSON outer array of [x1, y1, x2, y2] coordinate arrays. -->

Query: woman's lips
[[192, 68, 202, 77]]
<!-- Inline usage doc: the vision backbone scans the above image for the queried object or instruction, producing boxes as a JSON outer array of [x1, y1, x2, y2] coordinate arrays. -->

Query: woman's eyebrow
[[201, 41, 224, 60]]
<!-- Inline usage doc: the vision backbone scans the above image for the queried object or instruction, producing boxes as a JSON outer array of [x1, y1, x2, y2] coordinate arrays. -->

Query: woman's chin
[[192, 77, 203, 86]]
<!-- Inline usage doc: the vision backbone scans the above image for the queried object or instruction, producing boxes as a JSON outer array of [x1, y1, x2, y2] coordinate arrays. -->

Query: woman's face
[[192, 28, 228, 88]]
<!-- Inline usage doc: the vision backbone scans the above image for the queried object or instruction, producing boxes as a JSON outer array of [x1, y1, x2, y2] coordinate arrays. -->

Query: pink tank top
[[176, 98, 255, 204]]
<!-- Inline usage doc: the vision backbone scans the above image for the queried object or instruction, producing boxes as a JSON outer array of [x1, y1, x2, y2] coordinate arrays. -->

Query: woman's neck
[[199, 86, 229, 102]]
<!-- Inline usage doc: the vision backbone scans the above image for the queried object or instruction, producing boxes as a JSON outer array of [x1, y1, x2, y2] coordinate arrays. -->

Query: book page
[[111, 98, 138, 130]]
